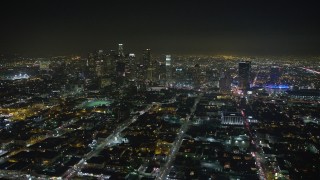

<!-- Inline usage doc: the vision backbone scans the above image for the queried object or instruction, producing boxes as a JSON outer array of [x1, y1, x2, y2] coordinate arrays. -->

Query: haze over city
[[1, 0, 320, 56], [0, 1, 320, 180]]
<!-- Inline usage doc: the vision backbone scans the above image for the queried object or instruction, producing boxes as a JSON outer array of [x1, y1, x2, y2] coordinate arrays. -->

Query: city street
[[242, 108, 267, 180], [157, 94, 201, 180], [63, 104, 154, 179]]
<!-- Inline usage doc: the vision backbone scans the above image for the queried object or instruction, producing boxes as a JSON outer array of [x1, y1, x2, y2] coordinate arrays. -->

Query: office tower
[[126, 53, 136, 79], [158, 63, 167, 85], [173, 67, 184, 83], [95, 60, 103, 77], [270, 66, 281, 84], [142, 49, 155, 81], [165, 55, 172, 84], [110, 50, 117, 57], [103, 53, 115, 76], [95, 50, 104, 77], [85, 50, 115, 78], [142, 49, 151, 67], [193, 64, 201, 88], [116, 61, 126, 77], [116, 44, 126, 78], [108, 50, 117, 73], [85, 52, 96, 78], [219, 71, 232, 92], [238, 61, 251, 91], [118, 44, 125, 58]]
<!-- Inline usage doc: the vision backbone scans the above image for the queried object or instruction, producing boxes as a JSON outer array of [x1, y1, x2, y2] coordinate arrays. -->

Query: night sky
[[1, 0, 320, 56]]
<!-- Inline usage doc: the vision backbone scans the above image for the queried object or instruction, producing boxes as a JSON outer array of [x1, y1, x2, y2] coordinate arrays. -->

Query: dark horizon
[[1, 0, 320, 57]]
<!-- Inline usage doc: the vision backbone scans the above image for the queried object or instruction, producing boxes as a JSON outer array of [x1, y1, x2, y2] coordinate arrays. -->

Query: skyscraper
[[118, 44, 125, 58], [116, 61, 126, 77], [85, 52, 97, 78], [142, 49, 156, 81], [86, 50, 115, 78], [193, 64, 201, 88], [165, 55, 172, 84], [270, 66, 281, 84], [104, 52, 115, 76], [126, 53, 136, 79], [142, 49, 151, 66], [238, 61, 251, 91], [95, 50, 105, 77], [219, 70, 232, 92]]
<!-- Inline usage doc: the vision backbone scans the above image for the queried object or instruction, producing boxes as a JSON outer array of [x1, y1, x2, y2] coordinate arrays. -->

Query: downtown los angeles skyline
[[1, 1, 320, 179], [0, 0, 320, 57]]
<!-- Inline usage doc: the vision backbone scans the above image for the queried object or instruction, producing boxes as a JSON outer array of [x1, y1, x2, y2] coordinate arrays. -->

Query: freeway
[[157, 94, 202, 180], [301, 67, 320, 75]]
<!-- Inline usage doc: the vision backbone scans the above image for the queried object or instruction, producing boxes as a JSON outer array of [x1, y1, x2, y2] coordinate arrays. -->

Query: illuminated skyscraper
[[86, 50, 115, 78], [86, 52, 96, 78], [118, 44, 125, 57], [126, 53, 136, 79], [95, 50, 104, 77], [142, 49, 156, 81], [104, 51, 116, 76], [142, 49, 151, 66], [165, 55, 172, 84], [238, 61, 251, 91]]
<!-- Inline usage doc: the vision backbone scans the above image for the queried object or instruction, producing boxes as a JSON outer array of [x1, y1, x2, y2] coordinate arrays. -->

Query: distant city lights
[[265, 84, 290, 89], [9, 73, 30, 80]]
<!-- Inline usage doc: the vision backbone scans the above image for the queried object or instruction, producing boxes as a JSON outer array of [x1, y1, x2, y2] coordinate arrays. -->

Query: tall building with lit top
[[165, 55, 172, 84], [142, 49, 156, 82], [125, 53, 136, 79], [116, 44, 126, 77], [142, 49, 151, 67], [118, 44, 125, 58], [238, 61, 251, 91], [95, 50, 105, 77]]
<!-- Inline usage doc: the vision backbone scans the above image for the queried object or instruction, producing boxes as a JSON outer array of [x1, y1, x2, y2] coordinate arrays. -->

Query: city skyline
[[1, 51, 319, 179], [1, 1, 320, 179], [1, 0, 320, 56]]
